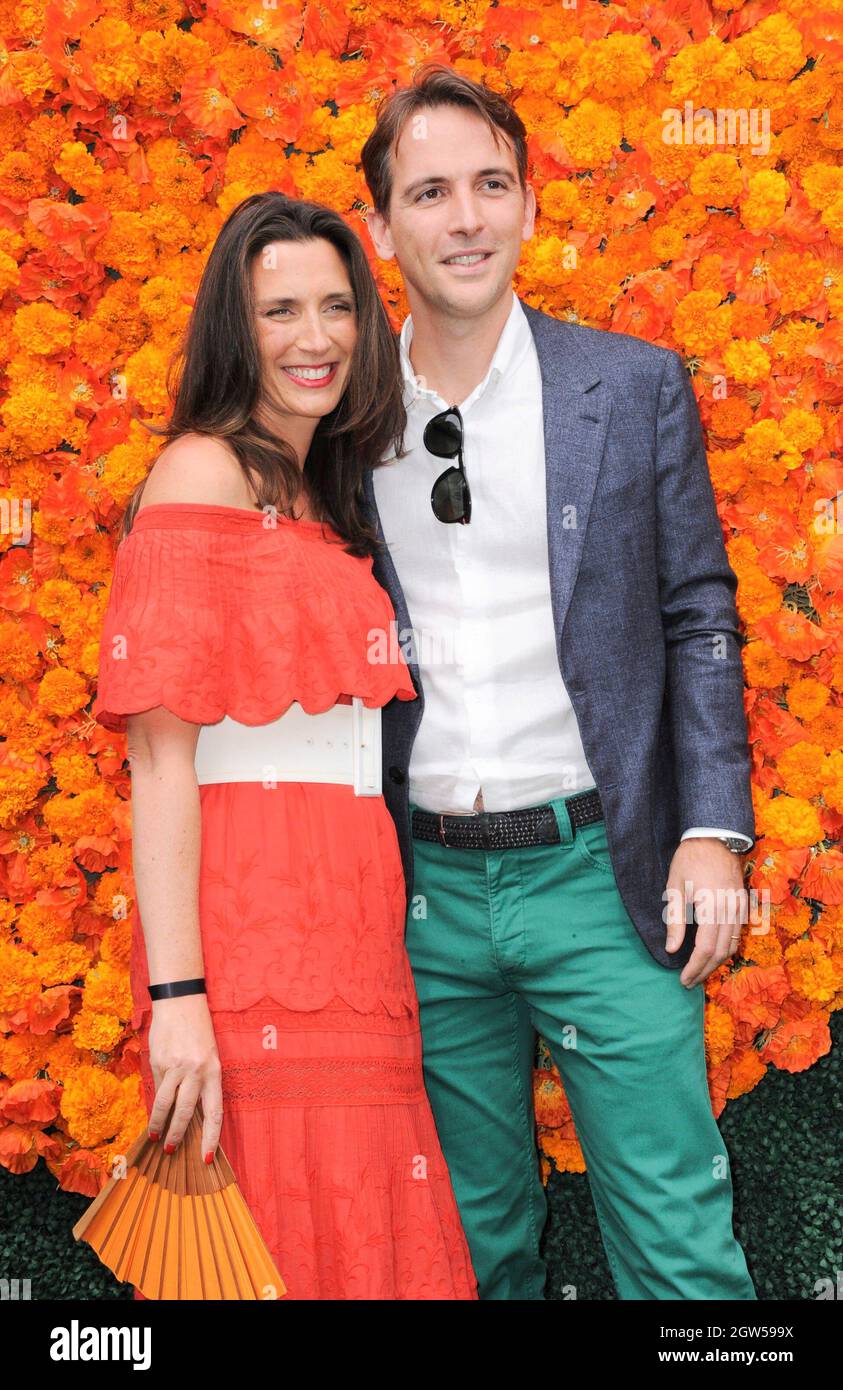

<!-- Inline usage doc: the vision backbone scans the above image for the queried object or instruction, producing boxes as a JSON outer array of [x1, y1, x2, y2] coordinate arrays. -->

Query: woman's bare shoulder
[[138, 434, 256, 509]]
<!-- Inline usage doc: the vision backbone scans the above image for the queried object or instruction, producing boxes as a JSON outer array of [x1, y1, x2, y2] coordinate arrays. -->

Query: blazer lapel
[[361, 467, 422, 696], [520, 299, 613, 642]]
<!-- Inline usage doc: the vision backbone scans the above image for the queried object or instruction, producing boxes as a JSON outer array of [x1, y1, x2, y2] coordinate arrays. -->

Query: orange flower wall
[[1, 0, 842, 1197]]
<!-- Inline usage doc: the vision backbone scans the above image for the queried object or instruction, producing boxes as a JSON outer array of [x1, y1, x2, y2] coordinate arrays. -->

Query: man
[[359, 63, 757, 1300]]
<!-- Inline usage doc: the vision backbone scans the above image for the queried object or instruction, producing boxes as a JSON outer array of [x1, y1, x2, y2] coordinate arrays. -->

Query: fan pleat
[[72, 1110, 286, 1300]]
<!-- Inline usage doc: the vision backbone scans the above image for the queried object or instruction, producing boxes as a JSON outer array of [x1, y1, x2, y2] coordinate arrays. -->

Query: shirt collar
[[399, 289, 526, 413]]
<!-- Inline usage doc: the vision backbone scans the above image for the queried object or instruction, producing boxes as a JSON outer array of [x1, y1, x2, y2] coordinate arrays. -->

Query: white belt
[[194, 698, 382, 795]]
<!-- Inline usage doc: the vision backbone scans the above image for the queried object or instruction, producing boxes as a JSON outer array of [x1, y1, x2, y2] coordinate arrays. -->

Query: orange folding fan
[[72, 1108, 287, 1300]]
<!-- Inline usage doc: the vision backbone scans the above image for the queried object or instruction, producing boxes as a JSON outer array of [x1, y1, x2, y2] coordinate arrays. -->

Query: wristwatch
[[715, 835, 749, 854]]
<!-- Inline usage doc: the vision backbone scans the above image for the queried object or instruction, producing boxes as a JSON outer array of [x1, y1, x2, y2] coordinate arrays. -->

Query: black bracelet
[[148, 977, 206, 1001]]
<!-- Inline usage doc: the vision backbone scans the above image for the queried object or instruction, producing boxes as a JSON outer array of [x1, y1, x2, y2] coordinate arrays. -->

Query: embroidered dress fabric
[[94, 502, 477, 1300]]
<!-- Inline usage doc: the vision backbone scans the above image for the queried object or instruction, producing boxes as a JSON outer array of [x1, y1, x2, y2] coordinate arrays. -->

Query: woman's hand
[[147, 993, 223, 1163]]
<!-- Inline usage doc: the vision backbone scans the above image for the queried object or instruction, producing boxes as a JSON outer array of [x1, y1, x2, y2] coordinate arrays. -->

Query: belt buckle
[[437, 814, 450, 848]]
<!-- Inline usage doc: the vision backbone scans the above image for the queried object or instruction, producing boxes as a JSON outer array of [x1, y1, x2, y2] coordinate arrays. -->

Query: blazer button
[[388, 766, 406, 784]]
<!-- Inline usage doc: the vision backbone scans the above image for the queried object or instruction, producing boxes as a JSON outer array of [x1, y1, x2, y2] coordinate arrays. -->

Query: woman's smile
[[279, 362, 340, 387]]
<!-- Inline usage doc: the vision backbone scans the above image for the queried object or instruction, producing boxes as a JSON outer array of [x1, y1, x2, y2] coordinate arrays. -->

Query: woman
[[93, 192, 477, 1300]]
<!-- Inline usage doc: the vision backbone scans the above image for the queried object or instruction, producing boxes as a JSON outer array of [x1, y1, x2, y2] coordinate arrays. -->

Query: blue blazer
[[361, 298, 756, 970]]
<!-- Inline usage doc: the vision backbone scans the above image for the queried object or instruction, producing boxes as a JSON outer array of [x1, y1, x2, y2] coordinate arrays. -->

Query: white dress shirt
[[372, 290, 751, 850]]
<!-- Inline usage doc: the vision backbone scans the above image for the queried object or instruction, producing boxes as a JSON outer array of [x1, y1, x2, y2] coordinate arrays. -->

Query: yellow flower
[[741, 169, 789, 233], [689, 153, 743, 207], [54, 141, 104, 197], [561, 99, 623, 168], [0, 765, 44, 829], [672, 288, 734, 355], [78, 18, 139, 103], [12, 301, 75, 356], [0, 618, 41, 681], [0, 382, 74, 457], [784, 940, 839, 1004], [577, 33, 654, 98], [71, 1008, 125, 1054], [722, 338, 772, 386], [0, 941, 41, 1012], [761, 795, 824, 849], [704, 1000, 735, 1067], [96, 211, 158, 279], [787, 677, 831, 723], [734, 14, 806, 81], [60, 1064, 126, 1148]]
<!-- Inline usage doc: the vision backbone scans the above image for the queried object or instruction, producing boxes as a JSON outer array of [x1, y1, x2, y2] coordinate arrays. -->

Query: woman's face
[[251, 237, 358, 437]]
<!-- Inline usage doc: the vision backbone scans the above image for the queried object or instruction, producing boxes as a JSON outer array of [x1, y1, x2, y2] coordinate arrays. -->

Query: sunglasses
[[423, 405, 471, 524]]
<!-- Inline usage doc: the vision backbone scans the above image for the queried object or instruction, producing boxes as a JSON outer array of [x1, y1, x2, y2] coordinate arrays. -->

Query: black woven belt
[[411, 787, 603, 850]]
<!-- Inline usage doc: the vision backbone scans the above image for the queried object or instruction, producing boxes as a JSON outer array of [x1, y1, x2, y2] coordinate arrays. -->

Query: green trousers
[[404, 789, 757, 1301]]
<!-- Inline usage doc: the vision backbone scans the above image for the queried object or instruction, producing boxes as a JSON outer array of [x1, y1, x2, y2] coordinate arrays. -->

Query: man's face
[[366, 104, 536, 320]]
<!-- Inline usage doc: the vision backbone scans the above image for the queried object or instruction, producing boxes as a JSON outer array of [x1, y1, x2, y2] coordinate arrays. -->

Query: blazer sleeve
[[654, 349, 756, 849]]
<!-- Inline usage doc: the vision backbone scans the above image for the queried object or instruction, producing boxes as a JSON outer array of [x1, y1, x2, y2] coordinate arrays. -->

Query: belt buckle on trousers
[[439, 811, 494, 848]]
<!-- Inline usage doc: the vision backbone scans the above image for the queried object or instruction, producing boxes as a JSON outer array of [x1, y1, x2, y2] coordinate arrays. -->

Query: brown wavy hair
[[360, 61, 528, 221], [120, 192, 407, 556]]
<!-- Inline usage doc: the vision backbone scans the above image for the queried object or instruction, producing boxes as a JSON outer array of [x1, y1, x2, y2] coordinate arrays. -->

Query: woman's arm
[[126, 705, 223, 1162]]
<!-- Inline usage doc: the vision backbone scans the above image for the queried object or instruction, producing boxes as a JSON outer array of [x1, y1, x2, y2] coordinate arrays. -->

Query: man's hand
[[664, 837, 748, 987]]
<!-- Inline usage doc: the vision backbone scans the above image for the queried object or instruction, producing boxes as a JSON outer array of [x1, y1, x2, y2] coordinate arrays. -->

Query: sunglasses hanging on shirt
[[423, 405, 472, 524]]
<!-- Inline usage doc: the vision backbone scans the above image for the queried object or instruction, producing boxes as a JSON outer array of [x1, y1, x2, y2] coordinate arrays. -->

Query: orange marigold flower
[[689, 152, 743, 206], [704, 1000, 735, 1066], [726, 1047, 766, 1099], [0, 941, 41, 1012], [775, 741, 827, 799], [0, 618, 41, 681], [578, 33, 654, 97], [95, 211, 158, 280], [709, 396, 753, 438], [0, 382, 74, 457], [742, 170, 789, 233], [761, 794, 824, 849], [71, 1008, 125, 1054], [12, 301, 75, 356], [38, 943, 92, 988], [734, 13, 806, 81], [708, 445, 749, 497], [784, 405, 823, 453], [81, 959, 132, 1018], [741, 417, 802, 485], [560, 99, 622, 169], [784, 939, 839, 1003], [0, 765, 44, 829], [52, 748, 100, 795], [672, 289, 733, 355], [722, 338, 772, 386], [14, 902, 73, 953], [35, 666, 89, 718], [772, 900, 813, 940], [34, 579, 84, 630], [742, 638, 789, 688], [60, 1065, 126, 1148], [802, 704, 843, 755], [54, 141, 104, 198], [539, 179, 581, 225], [787, 677, 832, 723], [78, 18, 139, 103]]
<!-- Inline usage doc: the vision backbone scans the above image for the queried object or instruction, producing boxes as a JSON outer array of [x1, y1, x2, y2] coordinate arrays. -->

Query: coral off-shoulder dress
[[93, 501, 478, 1301]]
